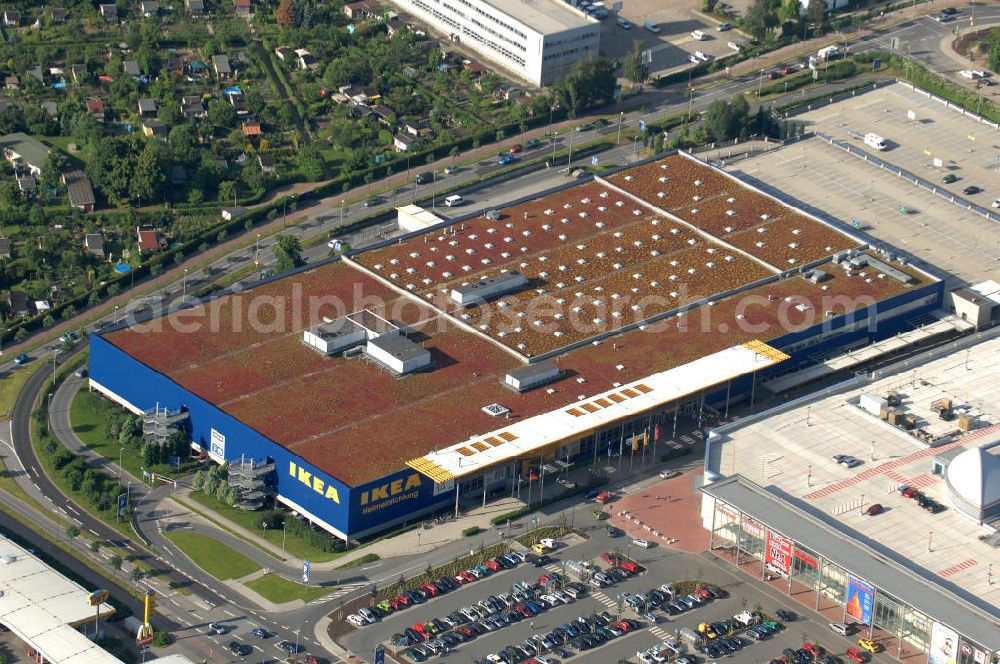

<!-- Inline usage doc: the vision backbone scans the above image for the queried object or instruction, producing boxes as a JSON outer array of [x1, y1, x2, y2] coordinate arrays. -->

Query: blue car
[[498, 154, 516, 165], [250, 628, 269, 638], [561, 623, 579, 638], [13, 353, 28, 365]]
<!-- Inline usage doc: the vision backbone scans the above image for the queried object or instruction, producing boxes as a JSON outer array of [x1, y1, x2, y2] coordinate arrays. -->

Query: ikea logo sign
[[288, 461, 340, 504], [359, 474, 422, 516]]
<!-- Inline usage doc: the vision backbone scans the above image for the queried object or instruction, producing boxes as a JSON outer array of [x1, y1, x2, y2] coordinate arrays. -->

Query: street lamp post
[[757, 69, 765, 98], [632, 136, 639, 163], [551, 132, 558, 166], [616, 111, 624, 146], [568, 130, 575, 167], [182, 268, 189, 299], [340, 199, 345, 225], [119, 447, 124, 483]]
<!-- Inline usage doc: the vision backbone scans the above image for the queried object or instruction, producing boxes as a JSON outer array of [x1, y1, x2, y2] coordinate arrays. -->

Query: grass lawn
[[164, 531, 260, 580], [245, 573, 332, 604], [0, 363, 41, 419], [187, 490, 342, 563], [42, 135, 89, 171], [71, 389, 198, 479]]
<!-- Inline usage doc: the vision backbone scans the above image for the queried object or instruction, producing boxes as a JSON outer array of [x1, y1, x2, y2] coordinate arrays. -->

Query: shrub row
[[490, 476, 609, 526]]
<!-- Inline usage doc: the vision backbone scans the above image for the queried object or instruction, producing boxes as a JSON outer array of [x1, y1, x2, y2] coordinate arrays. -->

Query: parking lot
[[794, 84, 1000, 202], [726, 116, 1000, 287], [598, 0, 742, 74], [340, 519, 896, 663]]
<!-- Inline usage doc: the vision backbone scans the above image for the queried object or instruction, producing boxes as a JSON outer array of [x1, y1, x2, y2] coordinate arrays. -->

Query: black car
[[606, 525, 623, 537], [415, 172, 433, 185], [534, 554, 552, 567], [776, 609, 797, 622], [942, 6, 957, 14], [705, 645, 722, 658], [278, 640, 302, 654], [228, 641, 252, 656], [362, 196, 385, 207], [963, 185, 982, 195]]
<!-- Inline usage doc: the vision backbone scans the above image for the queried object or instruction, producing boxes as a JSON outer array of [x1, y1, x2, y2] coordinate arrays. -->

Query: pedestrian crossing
[[307, 582, 367, 605], [648, 625, 670, 640], [591, 590, 617, 610]]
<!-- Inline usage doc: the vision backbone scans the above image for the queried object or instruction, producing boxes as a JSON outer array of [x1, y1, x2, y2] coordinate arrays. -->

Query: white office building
[[390, 0, 600, 85]]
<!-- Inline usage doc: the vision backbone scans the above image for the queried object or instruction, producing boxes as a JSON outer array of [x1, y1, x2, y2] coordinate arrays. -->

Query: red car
[[420, 583, 438, 597], [620, 561, 641, 574], [509, 143, 523, 153], [865, 503, 883, 516], [515, 604, 532, 618], [413, 623, 430, 638], [595, 491, 612, 504], [901, 487, 920, 499], [802, 643, 821, 657], [457, 625, 475, 637], [453, 574, 469, 585], [611, 620, 631, 632], [389, 597, 405, 610], [395, 594, 412, 607], [460, 570, 477, 582], [782, 65, 796, 75], [601, 551, 622, 565], [695, 588, 711, 600], [538, 574, 552, 585], [846, 647, 866, 663], [484, 560, 501, 572]]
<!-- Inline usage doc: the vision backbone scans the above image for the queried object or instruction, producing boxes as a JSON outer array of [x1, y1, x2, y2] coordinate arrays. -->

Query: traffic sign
[[117, 493, 128, 517], [302, 559, 311, 584], [639, 120, 646, 132], [591, 156, 599, 166], [375, 645, 386, 664]]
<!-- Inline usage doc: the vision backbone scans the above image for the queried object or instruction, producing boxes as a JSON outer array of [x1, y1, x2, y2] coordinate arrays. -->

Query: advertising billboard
[[844, 576, 874, 626], [765, 531, 793, 576], [929, 622, 959, 664]]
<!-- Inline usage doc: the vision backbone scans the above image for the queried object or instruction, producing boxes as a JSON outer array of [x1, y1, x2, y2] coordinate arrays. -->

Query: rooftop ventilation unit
[[504, 360, 561, 393], [450, 270, 528, 306], [482, 403, 511, 417]]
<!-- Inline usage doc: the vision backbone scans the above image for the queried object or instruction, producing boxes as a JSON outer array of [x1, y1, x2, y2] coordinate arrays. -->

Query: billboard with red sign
[[765, 530, 793, 575]]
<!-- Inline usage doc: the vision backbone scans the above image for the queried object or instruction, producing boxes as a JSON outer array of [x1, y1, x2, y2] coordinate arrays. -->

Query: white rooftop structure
[[397, 204, 445, 234], [946, 445, 1000, 522], [408, 340, 789, 482], [0, 534, 196, 664], [971, 280, 1000, 306], [0, 535, 117, 664]]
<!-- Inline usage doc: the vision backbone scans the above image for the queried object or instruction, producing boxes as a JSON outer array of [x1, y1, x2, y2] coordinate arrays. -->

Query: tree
[[558, 55, 616, 115], [623, 41, 649, 86], [704, 98, 749, 142], [65, 525, 80, 539], [272, 235, 304, 273], [130, 567, 143, 583], [218, 180, 237, 205], [242, 157, 264, 191], [132, 141, 168, 204], [40, 151, 64, 194], [805, 0, 826, 31], [277, 0, 296, 27], [745, 0, 779, 42], [297, 144, 325, 181], [207, 100, 237, 129]]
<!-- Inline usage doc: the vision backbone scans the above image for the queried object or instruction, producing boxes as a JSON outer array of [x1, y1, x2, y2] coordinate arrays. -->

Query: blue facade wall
[[89, 335, 450, 537]]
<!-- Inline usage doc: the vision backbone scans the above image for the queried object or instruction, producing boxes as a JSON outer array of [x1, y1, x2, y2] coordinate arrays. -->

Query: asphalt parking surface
[[340, 525, 886, 664]]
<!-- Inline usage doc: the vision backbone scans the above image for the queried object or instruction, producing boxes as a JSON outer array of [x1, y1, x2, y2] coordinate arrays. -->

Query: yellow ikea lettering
[[359, 474, 423, 507], [287, 461, 340, 504]]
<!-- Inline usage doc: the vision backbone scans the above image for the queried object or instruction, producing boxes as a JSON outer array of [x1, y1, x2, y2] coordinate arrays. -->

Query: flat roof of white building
[[484, 0, 593, 34], [0, 535, 118, 664], [707, 333, 1000, 620]]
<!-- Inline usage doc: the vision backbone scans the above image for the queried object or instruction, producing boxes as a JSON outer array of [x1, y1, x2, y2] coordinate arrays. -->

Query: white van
[[444, 194, 465, 207], [616, 17, 632, 29], [690, 29, 706, 40], [643, 20, 661, 33], [863, 133, 886, 151]]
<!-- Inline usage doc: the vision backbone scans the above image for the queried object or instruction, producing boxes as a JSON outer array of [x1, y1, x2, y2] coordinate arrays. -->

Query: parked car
[[632, 538, 651, 548], [942, 173, 959, 183], [690, 29, 706, 40], [775, 609, 796, 622], [208, 623, 227, 635], [727, 40, 743, 51], [858, 638, 881, 653], [228, 641, 252, 657], [865, 503, 884, 516], [963, 185, 982, 195], [717, 21, 731, 30]]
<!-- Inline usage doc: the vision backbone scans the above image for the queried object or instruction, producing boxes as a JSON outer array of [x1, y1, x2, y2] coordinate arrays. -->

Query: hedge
[[661, 447, 694, 463], [462, 526, 482, 537]]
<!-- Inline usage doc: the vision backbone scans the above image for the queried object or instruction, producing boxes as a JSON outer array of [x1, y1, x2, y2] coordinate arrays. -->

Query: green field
[[164, 531, 261, 580], [0, 363, 41, 419], [187, 490, 342, 563], [245, 573, 332, 604]]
